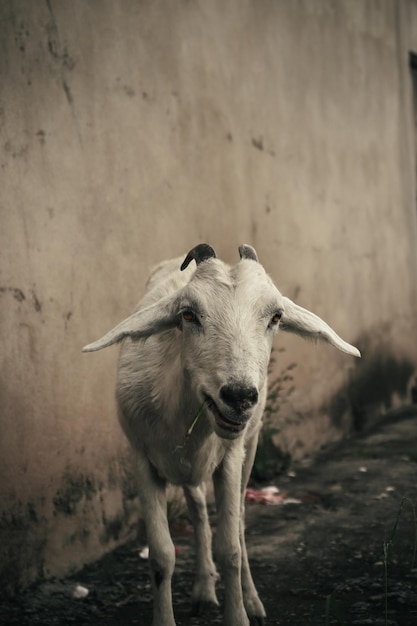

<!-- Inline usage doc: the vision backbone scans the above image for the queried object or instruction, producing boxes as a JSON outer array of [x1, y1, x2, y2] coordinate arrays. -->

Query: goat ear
[[280, 297, 361, 357], [83, 295, 178, 352]]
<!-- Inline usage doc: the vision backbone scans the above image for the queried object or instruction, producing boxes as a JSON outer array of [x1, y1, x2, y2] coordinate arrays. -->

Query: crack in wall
[[44, 0, 82, 146]]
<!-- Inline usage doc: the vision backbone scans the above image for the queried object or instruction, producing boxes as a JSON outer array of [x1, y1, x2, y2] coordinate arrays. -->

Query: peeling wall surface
[[1, 0, 417, 592]]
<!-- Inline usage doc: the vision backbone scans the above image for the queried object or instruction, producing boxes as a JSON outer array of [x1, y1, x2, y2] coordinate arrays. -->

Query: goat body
[[84, 244, 360, 626]]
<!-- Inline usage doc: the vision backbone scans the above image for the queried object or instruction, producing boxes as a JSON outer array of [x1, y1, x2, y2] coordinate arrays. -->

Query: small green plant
[[324, 594, 345, 626], [252, 356, 295, 481], [324, 498, 417, 626], [383, 497, 417, 626], [174, 399, 207, 464]]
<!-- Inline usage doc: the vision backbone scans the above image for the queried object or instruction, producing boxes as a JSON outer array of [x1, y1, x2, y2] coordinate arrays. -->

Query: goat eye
[[182, 310, 197, 323], [270, 312, 282, 325]]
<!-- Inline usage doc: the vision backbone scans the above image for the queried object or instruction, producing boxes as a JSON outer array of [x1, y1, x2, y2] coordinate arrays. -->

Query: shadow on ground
[[1, 407, 417, 625]]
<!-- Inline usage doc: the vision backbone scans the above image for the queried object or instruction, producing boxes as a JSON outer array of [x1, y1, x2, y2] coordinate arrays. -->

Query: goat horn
[[238, 244, 259, 262], [181, 243, 217, 271]]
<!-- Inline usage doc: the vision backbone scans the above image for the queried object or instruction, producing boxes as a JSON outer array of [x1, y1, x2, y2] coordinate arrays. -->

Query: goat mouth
[[204, 396, 246, 434]]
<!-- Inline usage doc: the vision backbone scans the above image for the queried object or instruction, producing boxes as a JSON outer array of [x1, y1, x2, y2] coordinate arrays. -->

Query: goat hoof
[[249, 616, 266, 626], [191, 599, 219, 617]]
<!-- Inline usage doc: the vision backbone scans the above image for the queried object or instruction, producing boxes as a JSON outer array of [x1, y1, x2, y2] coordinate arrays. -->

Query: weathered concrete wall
[[1, 0, 416, 591]]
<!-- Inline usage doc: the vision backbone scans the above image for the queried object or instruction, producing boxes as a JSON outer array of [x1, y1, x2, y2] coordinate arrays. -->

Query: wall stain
[[13, 21, 30, 54], [3, 139, 29, 160], [1, 462, 140, 596], [0, 499, 46, 598], [252, 136, 264, 151], [0, 287, 44, 313], [31, 290, 42, 313], [36, 129, 46, 145], [349, 354, 414, 430], [123, 85, 135, 97], [53, 472, 96, 516], [101, 514, 123, 543], [62, 80, 73, 105], [0, 287, 26, 302], [0, 501, 40, 530], [44, 0, 82, 145], [251, 135, 275, 156], [13, 288, 25, 303], [52, 467, 139, 548], [327, 337, 415, 432]]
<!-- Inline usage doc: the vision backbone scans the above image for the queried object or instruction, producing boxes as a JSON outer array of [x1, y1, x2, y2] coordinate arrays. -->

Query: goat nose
[[220, 384, 259, 411]]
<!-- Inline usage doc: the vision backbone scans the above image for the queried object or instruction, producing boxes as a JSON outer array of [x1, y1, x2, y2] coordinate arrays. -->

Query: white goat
[[83, 243, 360, 626]]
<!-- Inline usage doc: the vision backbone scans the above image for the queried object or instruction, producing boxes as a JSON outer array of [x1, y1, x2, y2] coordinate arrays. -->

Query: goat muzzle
[[204, 389, 256, 438], [219, 383, 259, 412]]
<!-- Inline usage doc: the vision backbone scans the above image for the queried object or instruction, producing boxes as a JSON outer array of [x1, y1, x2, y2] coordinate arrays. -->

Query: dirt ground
[[1, 406, 417, 626]]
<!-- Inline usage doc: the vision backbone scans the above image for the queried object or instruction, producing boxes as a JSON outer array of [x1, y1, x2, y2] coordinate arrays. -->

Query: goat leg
[[213, 444, 250, 626], [135, 455, 177, 626]]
